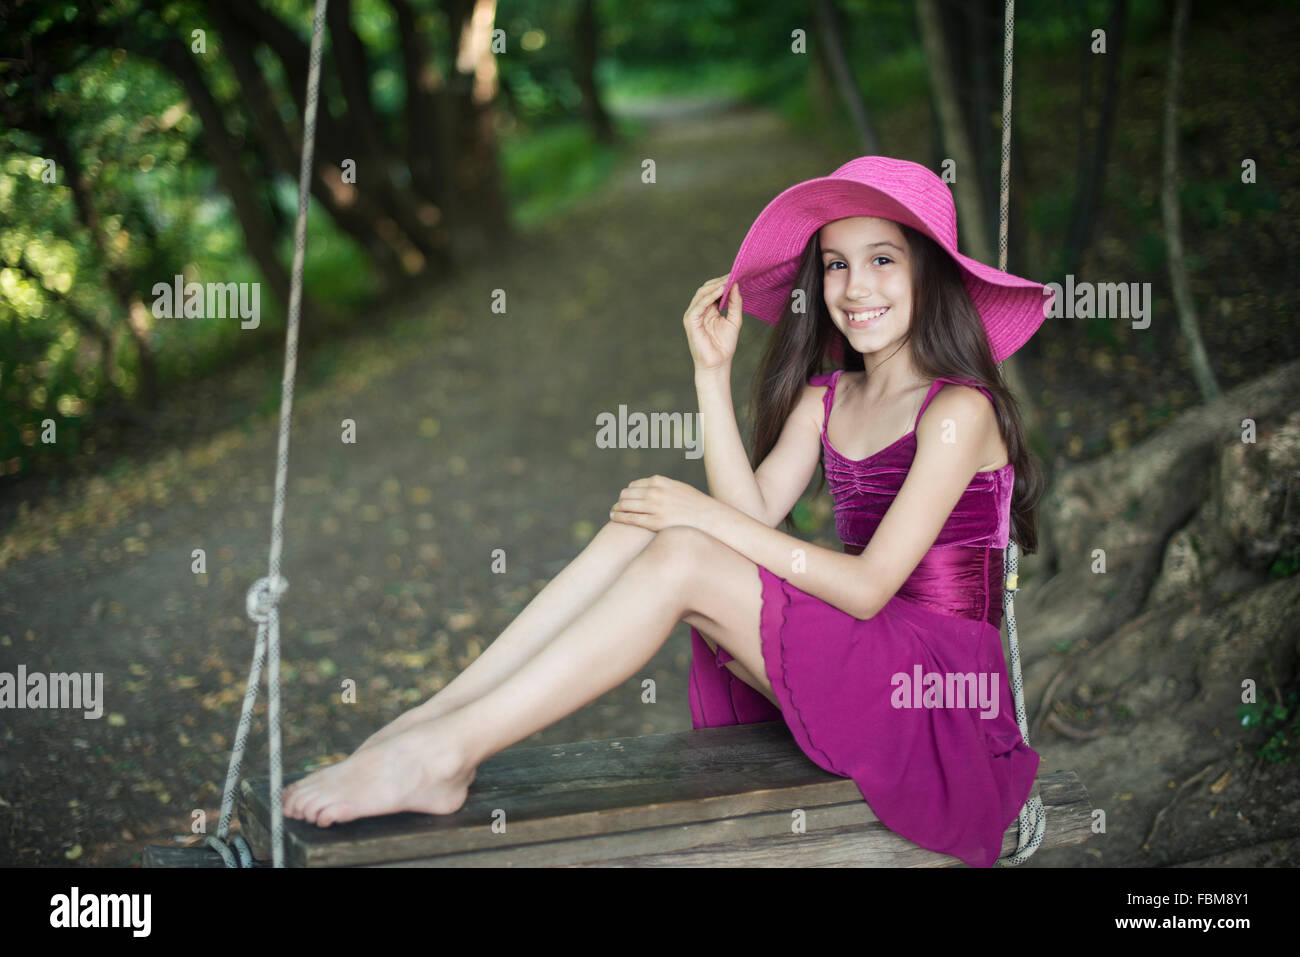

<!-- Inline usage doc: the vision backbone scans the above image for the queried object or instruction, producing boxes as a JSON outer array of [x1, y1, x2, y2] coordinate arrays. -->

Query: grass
[[500, 121, 627, 228]]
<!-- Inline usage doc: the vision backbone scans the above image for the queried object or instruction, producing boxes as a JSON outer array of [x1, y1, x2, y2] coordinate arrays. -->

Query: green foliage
[[1238, 690, 1300, 764], [1084, 311, 1122, 350], [1269, 549, 1300, 580], [501, 121, 623, 227], [0, 10, 377, 475], [790, 495, 817, 534]]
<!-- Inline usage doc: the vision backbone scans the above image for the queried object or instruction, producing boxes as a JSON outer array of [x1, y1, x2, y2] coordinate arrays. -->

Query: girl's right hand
[[683, 273, 742, 374]]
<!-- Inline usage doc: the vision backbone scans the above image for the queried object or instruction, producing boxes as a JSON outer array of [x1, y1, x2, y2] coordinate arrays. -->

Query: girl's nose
[[847, 273, 872, 300]]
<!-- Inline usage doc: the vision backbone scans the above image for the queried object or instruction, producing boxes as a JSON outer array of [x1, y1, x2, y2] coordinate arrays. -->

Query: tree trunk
[[1062, 0, 1128, 280], [327, 0, 392, 169], [1161, 0, 1219, 399], [442, 0, 510, 257], [814, 0, 881, 153], [917, 0, 992, 261], [575, 0, 615, 144], [389, 0, 451, 209]]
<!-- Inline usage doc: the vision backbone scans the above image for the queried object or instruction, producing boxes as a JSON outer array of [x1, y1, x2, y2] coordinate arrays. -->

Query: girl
[[284, 156, 1049, 868]]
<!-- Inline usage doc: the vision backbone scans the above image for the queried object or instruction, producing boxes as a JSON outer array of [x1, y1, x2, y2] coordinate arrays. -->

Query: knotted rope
[[993, 0, 1047, 866], [206, 0, 329, 868]]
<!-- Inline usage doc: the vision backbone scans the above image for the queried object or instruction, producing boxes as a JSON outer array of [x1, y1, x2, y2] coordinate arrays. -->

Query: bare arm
[[686, 274, 825, 526], [699, 386, 996, 619], [695, 370, 827, 526]]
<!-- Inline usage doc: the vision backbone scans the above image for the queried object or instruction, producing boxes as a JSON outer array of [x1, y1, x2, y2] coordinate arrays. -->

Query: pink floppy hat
[[716, 155, 1054, 364]]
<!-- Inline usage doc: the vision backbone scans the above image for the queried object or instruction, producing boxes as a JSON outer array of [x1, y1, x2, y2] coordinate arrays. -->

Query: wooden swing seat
[[143, 721, 1090, 867]]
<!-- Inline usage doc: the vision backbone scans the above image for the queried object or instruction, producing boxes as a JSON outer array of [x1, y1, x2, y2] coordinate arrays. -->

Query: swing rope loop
[[991, 0, 1047, 867], [245, 576, 289, 623], [207, 0, 329, 869]]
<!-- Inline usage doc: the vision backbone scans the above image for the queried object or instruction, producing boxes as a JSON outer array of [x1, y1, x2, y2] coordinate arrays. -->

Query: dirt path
[[0, 102, 850, 866]]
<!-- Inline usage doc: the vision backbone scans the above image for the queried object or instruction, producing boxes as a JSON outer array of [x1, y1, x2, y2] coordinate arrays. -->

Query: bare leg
[[356, 520, 655, 751], [284, 526, 772, 826]]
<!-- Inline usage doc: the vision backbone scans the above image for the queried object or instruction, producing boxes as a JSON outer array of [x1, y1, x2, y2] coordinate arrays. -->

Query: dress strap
[[913, 376, 995, 429], [808, 369, 843, 440]]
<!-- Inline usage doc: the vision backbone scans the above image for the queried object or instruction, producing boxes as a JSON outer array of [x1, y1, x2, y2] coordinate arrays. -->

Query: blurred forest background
[[2, 0, 1299, 868], [2, 0, 1294, 494]]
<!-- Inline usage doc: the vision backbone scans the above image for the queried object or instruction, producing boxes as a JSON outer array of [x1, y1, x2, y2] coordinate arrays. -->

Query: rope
[[208, 0, 329, 868], [992, 0, 1047, 867]]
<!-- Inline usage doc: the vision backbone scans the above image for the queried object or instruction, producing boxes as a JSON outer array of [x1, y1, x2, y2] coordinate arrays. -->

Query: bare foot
[[282, 718, 477, 827]]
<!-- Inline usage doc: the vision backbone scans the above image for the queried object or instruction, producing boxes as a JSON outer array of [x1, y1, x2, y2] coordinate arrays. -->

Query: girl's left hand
[[610, 475, 718, 532]]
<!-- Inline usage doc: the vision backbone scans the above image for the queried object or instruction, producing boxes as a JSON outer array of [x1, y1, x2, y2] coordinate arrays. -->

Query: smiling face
[[818, 216, 913, 357]]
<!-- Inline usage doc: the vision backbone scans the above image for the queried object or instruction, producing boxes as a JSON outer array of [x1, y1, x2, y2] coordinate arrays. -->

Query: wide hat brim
[[716, 163, 1054, 364]]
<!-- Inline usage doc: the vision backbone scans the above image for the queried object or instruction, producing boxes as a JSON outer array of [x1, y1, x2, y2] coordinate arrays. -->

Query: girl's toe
[[303, 794, 329, 825], [317, 802, 346, 828]]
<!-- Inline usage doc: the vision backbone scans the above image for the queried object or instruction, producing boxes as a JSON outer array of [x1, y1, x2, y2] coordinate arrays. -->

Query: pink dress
[[688, 369, 1040, 868]]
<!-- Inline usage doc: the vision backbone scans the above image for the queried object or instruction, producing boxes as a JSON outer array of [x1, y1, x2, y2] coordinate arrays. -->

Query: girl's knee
[[643, 526, 714, 582], [651, 524, 712, 551]]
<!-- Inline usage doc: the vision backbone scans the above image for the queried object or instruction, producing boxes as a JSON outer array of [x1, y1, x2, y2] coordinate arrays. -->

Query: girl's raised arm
[[685, 274, 821, 526], [695, 371, 824, 526]]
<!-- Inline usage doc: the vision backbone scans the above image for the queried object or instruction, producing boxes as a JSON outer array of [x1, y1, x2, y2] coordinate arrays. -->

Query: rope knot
[[246, 575, 289, 623]]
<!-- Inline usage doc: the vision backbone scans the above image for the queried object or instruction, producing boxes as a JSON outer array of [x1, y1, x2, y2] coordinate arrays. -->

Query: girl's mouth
[[846, 305, 889, 329]]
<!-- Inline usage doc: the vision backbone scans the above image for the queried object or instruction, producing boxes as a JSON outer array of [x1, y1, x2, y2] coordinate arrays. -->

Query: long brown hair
[[748, 222, 1043, 553]]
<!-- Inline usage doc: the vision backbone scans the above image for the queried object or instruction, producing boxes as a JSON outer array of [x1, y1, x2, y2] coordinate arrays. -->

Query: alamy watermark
[[891, 665, 999, 719], [49, 887, 150, 936], [0, 665, 104, 719], [596, 406, 703, 459], [151, 275, 261, 329], [1043, 274, 1151, 329]]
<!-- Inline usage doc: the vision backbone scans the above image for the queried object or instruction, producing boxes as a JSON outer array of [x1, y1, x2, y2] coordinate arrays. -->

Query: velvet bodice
[[812, 370, 1014, 628]]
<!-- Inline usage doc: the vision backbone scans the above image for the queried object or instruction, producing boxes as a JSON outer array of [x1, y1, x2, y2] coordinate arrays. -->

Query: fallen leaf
[[1209, 769, 1231, 794], [447, 611, 475, 631]]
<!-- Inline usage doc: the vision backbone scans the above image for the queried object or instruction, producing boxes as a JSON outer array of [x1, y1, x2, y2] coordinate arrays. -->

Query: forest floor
[[0, 95, 1292, 868]]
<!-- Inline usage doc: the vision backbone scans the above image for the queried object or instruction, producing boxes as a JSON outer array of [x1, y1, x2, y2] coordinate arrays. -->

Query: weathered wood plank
[[367, 799, 879, 867], [368, 771, 1091, 868], [236, 722, 1091, 867], [241, 722, 865, 867]]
